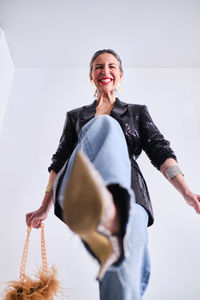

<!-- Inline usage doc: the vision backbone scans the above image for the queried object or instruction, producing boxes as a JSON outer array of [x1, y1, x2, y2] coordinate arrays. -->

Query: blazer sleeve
[[48, 111, 78, 173], [140, 105, 177, 170]]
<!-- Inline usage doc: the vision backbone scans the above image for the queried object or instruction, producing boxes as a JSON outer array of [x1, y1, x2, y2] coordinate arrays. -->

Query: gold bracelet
[[45, 181, 54, 193]]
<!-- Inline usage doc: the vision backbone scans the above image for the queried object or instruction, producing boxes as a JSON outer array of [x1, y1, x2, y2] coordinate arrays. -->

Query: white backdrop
[[0, 67, 200, 300], [0, 29, 14, 134]]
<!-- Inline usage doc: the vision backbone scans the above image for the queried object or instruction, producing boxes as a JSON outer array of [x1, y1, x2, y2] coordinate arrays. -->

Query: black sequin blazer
[[48, 98, 177, 226]]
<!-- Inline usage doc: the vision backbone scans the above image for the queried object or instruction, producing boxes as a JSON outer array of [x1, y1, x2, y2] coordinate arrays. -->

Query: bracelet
[[45, 181, 54, 193], [165, 165, 184, 180]]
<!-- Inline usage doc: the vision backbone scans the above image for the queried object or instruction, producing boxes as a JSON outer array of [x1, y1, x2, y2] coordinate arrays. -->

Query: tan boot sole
[[63, 150, 115, 279]]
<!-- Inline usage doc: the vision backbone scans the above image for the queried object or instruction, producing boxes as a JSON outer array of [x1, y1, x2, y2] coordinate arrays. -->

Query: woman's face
[[90, 53, 123, 95]]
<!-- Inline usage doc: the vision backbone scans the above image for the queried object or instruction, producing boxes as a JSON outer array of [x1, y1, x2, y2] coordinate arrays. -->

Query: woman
[[26, 49, 200, 299]]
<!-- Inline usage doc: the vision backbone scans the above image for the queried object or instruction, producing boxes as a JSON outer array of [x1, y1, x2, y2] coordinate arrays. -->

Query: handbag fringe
[[4, 224, 61, 299], [4, 267, 59, 300]]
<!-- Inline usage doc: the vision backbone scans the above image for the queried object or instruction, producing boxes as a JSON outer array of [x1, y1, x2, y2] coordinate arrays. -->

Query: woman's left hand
[[184, 192, 200, 214], [160, 159, 200, 214]]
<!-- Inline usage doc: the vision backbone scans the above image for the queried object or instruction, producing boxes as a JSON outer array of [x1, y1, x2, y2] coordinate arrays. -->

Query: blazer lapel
[[80, 98, 128, 121], [77, 97, 138, 152], [111, 97, 128, 118], [111, 98, 139, 147], [78, 98, 130, 133], [80, 100, 96, 122], [77, 100, 96, 132]]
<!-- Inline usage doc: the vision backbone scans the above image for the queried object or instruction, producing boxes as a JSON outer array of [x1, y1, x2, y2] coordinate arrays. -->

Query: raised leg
[[56, 115, 150, 297]]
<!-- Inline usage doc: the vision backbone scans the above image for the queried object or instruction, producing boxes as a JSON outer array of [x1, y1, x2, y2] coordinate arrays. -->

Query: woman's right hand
[[26, 206, 49, 229], [26, 172, 56, 228]]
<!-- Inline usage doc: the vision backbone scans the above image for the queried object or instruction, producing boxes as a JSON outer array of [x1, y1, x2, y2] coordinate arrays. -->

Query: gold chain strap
[[41, 223, 48, 275], [20, 223, 48, 281]]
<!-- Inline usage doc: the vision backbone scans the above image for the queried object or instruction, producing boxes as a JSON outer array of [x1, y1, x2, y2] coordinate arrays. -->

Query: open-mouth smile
[[99, 77, 113, 85]]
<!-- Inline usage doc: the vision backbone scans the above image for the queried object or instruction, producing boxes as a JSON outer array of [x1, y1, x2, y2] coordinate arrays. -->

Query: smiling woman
[[89, 50, 123, 116], [25, 49, 200, 300]]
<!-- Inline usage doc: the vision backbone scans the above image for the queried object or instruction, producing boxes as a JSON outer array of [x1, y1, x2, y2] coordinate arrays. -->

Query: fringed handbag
[[4, 223, 60, 299]]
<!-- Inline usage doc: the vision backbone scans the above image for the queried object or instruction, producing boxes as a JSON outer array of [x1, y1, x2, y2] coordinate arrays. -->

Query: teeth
[[100, 79, 112, 83]]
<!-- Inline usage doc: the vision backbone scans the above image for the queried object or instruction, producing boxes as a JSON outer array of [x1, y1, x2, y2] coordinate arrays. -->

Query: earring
[[115, 82, 121, 94], [91, 80, 98, 98]]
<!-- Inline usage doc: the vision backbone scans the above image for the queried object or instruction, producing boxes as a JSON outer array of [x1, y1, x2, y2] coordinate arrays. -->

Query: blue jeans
[[57, 115, 151, 300]]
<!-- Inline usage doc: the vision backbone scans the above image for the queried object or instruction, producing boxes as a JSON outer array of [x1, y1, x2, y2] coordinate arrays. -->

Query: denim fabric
[[58, 115, 134, 207], [58, 115, 150, 299], [99, 203, 150, 300]]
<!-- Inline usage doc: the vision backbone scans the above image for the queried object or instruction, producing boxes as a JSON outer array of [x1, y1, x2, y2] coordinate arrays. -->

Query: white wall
[[0, 67, 200, 300], [0, 28, 14, 134]]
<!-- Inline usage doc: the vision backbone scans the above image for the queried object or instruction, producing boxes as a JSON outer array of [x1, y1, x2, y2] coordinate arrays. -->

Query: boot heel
[[81, 230, 114, 279]]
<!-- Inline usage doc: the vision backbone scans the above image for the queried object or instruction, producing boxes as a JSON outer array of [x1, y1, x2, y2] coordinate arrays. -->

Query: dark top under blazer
[[48, 98, 177, 226]]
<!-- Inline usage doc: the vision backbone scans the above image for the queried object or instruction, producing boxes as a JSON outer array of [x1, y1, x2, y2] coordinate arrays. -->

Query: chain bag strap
[[20, 223, 48, 281], [4, 223, 60, 300]]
